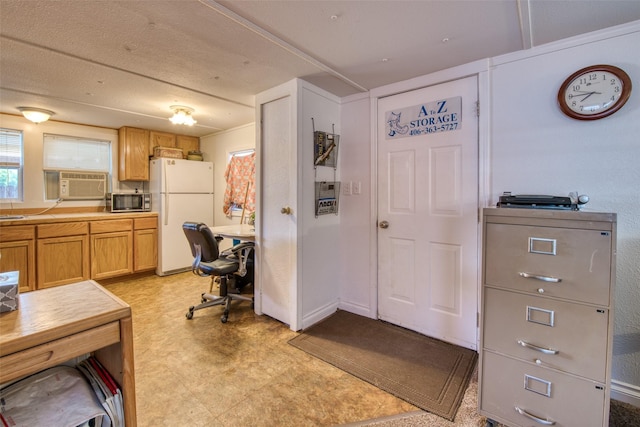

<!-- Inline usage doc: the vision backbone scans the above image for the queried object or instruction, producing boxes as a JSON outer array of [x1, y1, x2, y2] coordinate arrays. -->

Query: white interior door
[[377, 76, 479, 350], [258, 95, 297, 328]]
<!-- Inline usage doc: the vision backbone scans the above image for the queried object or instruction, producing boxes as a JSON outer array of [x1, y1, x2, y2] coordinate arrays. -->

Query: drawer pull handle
[[515, 406, 556, 425], [519, 272, 561, 283], [518, 340, 559, 355]]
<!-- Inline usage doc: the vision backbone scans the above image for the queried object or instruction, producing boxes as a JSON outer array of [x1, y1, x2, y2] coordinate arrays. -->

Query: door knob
[[281, 206, 292, 215], [379, 220, 389, 229]]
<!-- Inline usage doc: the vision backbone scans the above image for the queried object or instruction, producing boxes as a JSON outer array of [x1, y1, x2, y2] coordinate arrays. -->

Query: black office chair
[[183, 222, 254, 323]]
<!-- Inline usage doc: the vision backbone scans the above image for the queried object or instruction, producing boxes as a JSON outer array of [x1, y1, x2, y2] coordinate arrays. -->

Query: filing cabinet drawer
[[482, 288, 609, 381], [480, 351, 607, 427], [484, 223, 612, 305]]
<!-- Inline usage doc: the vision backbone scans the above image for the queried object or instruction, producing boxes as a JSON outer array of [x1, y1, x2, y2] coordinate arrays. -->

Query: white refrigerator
[[149, 158, 214, 276]]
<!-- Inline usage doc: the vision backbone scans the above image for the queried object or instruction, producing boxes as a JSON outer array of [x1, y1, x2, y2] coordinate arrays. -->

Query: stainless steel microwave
[[107, 193, 151, 212]]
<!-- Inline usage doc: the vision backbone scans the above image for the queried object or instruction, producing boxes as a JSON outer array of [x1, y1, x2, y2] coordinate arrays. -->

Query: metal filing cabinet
[[478, 208, 616, 427]]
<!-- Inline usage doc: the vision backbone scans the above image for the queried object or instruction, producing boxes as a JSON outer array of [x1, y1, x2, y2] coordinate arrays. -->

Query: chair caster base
[[186, 306, 195, 319]]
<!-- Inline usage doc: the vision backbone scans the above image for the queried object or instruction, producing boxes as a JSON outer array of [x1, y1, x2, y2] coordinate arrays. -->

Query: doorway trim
[[368, 59, 491, 349]]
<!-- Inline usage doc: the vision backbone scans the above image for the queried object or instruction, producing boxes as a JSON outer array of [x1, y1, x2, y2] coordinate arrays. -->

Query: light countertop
[[0, 211, 158, 226]]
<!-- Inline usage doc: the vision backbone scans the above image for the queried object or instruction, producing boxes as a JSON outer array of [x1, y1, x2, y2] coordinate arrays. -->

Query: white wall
[[199, 123, 255, 235], [338, 22, 640, 405], [489, 24, 640, 404], [337, 93, 375, 317], [0, 114, 121, 211], [299, 83, 342, 324]]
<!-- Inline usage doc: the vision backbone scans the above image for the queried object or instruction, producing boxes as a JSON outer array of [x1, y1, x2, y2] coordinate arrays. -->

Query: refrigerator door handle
[[165, 193, 170, 226], [163, 159, 169, 194], [163, 160, 170, 226]]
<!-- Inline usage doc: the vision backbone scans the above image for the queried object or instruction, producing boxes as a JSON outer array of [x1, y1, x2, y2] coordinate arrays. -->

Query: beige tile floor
[[103, 272, 638, 427]]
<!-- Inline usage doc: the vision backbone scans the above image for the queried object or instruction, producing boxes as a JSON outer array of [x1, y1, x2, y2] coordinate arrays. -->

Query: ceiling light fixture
[[169, 105, 197, 126], [17, 107, 55, 124]]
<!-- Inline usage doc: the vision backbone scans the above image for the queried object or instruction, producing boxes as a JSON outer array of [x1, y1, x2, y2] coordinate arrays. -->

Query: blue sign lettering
[[385, 97, 462, 140]]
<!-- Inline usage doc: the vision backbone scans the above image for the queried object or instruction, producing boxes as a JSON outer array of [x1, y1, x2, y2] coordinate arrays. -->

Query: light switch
[[343, 181, 352, 196], [353, 181, 361, 195]]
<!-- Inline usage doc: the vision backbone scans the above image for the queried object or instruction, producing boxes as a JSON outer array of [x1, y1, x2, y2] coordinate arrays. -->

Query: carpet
[[289, 310, 478, 421]]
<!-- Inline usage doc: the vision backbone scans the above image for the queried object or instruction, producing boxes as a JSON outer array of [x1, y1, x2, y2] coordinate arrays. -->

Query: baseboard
[[611, 379, 640, 407], [301, 301, 339, 330], [338, 300, 375, 319]]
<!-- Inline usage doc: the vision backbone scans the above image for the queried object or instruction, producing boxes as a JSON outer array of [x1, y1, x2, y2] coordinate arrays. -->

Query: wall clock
[[558, 64, 632, 120]]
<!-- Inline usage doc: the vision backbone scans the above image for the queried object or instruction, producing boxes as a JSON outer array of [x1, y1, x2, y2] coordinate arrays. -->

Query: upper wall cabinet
[[149, 131, 176, 156], [176, 135, 199, 158], [119, 127, 150, 181], [119, 127, 200, 181]]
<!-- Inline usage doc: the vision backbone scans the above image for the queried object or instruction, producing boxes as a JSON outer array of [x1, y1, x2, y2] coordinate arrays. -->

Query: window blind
[[0, 129, 23, 167], [43, 133, 110, 171]]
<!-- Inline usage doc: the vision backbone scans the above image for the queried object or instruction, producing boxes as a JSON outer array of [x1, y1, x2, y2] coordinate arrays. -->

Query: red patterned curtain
[[223, 152, 255, 218]]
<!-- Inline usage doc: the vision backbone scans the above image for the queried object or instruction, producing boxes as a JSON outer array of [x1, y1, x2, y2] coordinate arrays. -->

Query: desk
[[0, 280, 137, 426], [209, 224, 255, 242]]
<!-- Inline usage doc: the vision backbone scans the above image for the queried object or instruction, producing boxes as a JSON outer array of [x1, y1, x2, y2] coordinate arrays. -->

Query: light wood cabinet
[[37, 222, 90, 289], [479, 208, 616, 427], [133, 217, 157, 272], [118, 127, 200, 182], [2, 213, 158, 291], [149, 130, 176, 152], [0, 225, 36, 292], [0, 280, 137, 426], [90, 219, 134, 280], [176, 135, 200, 157], [119, 127, 150, 181]]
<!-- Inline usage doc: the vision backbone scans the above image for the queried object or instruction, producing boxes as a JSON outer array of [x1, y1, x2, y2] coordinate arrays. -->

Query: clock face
[[558, 65, 632, 120]]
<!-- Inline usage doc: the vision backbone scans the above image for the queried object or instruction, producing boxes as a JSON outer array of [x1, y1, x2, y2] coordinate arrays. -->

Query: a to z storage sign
[[385, 96, 462, 139]]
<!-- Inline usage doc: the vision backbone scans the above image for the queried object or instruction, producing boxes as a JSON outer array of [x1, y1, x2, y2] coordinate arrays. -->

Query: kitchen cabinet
[[1, 213, 158, 291], [119, 127, 150, 181], [176, 135, 199, 157], [478, 208, 616, 427], [0, 280, 137, 426], [90, 219, 134, 280], [133, 217, 157, 272], [37, 222, 90, 289], [149, 130, 176, 152], [118, 127, 199, 182], [0, 225, 36, 292]]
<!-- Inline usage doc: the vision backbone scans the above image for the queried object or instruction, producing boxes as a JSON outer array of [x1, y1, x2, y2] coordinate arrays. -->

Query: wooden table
[[0, 280, 137, 426]]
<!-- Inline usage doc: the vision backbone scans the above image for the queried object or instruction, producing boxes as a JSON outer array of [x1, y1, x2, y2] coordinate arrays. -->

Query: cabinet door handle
[[517, 340, 559, 355], [515, 407, 556, 425], [519, 272, 561, 283]]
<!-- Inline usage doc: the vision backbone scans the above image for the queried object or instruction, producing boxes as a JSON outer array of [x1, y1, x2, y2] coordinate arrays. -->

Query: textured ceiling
[[1, 0, 639, 136]]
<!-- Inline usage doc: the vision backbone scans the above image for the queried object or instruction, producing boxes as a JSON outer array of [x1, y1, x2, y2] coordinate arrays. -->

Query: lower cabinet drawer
[[0, 322, 120, 384], [483, 287, 609, 381], [480, 351, 607, 427]]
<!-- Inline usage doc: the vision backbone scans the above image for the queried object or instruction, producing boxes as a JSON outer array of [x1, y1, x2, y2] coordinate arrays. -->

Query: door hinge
[[475, 101, 480, 117]]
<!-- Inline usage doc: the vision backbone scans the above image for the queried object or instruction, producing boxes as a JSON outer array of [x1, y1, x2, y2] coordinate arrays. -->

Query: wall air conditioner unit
[[59, 171, 108, 200]]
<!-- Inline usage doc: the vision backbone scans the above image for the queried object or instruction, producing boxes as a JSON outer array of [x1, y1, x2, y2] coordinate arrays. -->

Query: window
[[223, 149, 255, 218], [43, 133, 111, 200], [0, 128, 24, 201]]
